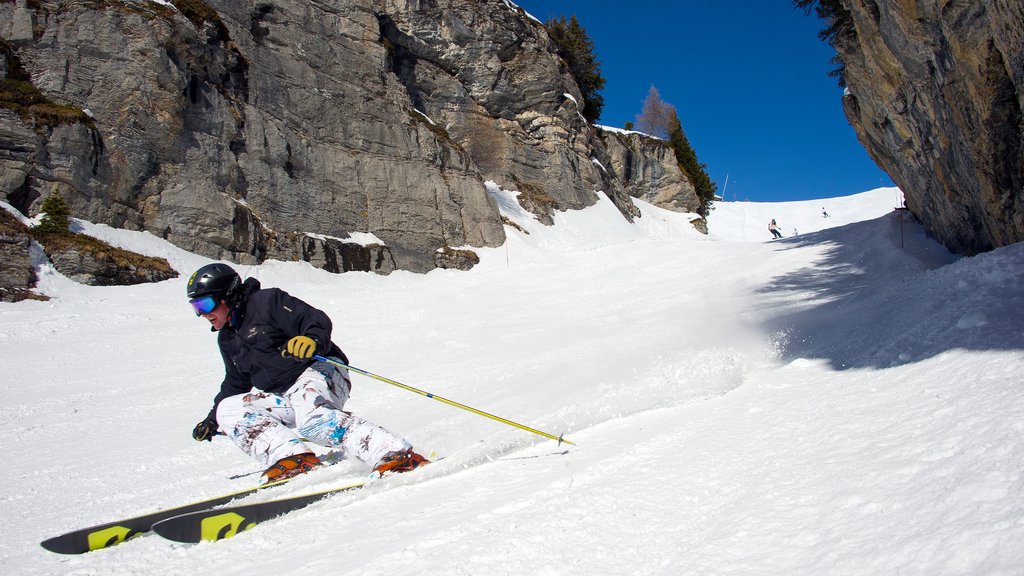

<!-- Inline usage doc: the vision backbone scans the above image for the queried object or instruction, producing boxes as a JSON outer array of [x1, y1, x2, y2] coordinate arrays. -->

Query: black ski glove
[[192, 417, 218, 442]]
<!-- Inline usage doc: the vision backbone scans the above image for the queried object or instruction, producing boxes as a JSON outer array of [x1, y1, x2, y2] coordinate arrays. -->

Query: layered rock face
[[837, 0, 1024, 255], [599, 127, 700, 213], [1, 0, 697, 273], [0, 208, 37, 302]]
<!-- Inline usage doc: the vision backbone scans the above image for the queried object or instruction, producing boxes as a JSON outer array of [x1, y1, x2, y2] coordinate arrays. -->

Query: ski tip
[[40, 525, 142, 555], [40, 537, 79, 555]]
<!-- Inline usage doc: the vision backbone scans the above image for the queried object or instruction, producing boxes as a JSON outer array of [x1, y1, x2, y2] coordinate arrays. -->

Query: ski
[[40, 476, 300, 554], [152, 452, 443, 544], [151, 479, 369, 544]]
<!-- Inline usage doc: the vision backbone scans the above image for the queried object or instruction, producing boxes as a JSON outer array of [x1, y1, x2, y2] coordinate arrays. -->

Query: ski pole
[[312, 355, 575, 446]]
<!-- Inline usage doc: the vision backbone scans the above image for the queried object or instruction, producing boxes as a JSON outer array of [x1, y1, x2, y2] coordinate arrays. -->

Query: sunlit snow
[[2, 184, 1022, 575]]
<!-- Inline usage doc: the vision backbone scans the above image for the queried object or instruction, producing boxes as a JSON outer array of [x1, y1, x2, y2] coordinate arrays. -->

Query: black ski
[[40, 478, 297, 554], [151, 479, 368, 543]]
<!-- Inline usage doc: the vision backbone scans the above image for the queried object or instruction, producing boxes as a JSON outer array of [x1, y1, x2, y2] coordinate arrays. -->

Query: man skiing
[[186, 263, 427, 484]]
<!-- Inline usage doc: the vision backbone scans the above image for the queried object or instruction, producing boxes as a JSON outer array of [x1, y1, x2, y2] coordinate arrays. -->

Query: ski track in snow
[[2, 188, 1024, 575]]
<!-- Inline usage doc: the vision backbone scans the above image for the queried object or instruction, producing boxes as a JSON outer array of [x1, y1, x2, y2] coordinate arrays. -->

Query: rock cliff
[[0, 207, 38, 302], [0, 203, 176, 300], [599, 127, 700, 214], [36, 230, 178, 286], [1, 0, 697, 274], [835, 0, 1023, 255]]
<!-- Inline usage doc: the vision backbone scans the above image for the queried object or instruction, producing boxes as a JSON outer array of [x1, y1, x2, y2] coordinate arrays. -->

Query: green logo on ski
[[200, 512, 255, 541], [87, 526, 134, 550]]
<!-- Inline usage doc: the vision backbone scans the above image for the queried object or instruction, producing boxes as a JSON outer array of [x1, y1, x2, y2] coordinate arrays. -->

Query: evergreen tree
[[793, 0, 856, 86], [35, 194, 71, 235], [634, 86, 717, 216], [668, 110, 716, 217], [545, 15, 605, 123]]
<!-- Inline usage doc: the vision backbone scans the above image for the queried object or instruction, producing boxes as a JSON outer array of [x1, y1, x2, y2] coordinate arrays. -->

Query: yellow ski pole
[[313, 355, 575, 446]]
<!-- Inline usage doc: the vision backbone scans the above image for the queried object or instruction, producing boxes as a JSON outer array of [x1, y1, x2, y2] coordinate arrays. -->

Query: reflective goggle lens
[[190, 296, 218, 316]]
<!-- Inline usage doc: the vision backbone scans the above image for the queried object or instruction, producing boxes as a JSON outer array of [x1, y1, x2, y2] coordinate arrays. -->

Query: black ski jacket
[[206, 278, 347, 421]]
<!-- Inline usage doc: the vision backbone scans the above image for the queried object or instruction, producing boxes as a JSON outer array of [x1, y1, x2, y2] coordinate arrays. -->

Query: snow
[[305, 231, 386, 248], [561, 93, 588, 124], [412, 108, 436, 126], [503, 0, 542, 25], [3, 185, 1023, 575], [127, 0, 176, 9], [708, 186, 904, 241], [595, 124, 662, 140], [2, 200, 35, 226]]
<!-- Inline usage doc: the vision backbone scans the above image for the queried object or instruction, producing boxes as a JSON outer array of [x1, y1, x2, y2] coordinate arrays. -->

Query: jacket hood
[[228, 277, 262, 329]]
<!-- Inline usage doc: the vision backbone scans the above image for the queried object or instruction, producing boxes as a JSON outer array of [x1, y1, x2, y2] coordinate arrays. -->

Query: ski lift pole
[[312, 355, 575, 446]]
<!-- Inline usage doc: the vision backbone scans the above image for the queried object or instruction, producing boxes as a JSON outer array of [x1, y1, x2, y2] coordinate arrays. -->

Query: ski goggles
[[189, 296, 219, 316]]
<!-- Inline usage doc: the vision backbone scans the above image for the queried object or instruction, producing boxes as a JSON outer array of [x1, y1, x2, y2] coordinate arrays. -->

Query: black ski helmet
[[186, 263, 241, 303]]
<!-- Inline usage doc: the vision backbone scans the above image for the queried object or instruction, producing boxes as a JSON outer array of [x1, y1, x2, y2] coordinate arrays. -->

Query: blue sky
[[511, 0, 895, 203]]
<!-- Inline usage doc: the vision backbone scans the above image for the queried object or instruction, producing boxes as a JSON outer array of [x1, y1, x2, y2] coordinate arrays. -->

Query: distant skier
[[186, 263, 428, 484], [822, 207, 830, 218], [769, 219, 783, 239]]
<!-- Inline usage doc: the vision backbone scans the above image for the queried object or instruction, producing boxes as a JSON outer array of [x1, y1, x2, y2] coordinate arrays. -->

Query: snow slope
[[708, 186, 905, 242], [2, 186, 1023, 575]]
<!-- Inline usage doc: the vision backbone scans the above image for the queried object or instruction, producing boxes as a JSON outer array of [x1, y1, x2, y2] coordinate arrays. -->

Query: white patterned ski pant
[[215, 358, 410, 469]]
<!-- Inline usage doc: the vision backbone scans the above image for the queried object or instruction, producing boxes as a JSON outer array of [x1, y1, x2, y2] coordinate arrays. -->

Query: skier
[[822, 207, 830, 218], [186, 263, 427, 484], [768, 219, 783, 239]]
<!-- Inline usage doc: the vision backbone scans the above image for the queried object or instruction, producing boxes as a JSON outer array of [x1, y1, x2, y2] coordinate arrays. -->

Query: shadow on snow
[[754, 210, 1024, 370]]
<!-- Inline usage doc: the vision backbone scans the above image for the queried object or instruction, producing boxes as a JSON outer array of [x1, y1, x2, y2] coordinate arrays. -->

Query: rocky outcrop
[[598, 127, 701, 213], [296, 234, 397, 275], [836, 0, 1024, 255], [1, 0, 505, 273], [0, 204, 174, 298], [0, 0, 698, 274], [374, 2, 639, 223], [33, 226, 179, 284], [433, 245, 480, 270], [0, 207, 40, 302], [39, 231, 179, 286]]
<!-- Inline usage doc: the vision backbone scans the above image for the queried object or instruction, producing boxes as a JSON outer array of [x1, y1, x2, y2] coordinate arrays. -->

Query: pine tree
[[634, 86, 717, 216], [35, 194, 72, 235], [545, 15, 606, 123], [667, 110, 717, 217], [793, 0, 856, 86]]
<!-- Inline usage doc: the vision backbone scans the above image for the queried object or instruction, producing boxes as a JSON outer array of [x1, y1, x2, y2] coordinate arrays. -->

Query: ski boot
[[372, 449, 428, 478], [260, 452, 320, 485]]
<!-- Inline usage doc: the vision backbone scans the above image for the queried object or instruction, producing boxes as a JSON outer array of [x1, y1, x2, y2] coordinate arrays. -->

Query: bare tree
[[633, 87, 718, 215], [634, 85, 676, 138]]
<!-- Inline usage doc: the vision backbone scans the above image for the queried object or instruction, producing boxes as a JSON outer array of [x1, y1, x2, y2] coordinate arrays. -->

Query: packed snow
[[2, 185, 1023, 575]]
